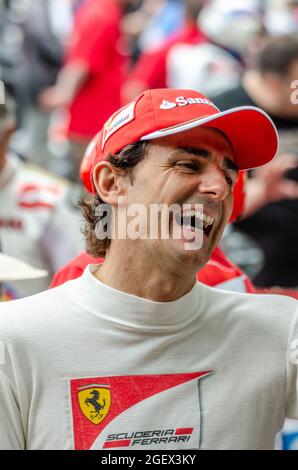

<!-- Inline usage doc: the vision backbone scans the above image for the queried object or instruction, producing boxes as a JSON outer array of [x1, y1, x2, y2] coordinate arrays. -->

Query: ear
[[92, 161, 126, 205]]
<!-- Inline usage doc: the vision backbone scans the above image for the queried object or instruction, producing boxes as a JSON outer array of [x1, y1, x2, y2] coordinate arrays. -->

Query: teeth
[[183, 225, 195, 231], [182, 210, 214, 227]]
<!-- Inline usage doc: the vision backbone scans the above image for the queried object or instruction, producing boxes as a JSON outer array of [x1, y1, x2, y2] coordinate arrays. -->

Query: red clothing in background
[[51, 251, 96, 287], [123, 22, 206, 100], [66, 0, 127, 140]]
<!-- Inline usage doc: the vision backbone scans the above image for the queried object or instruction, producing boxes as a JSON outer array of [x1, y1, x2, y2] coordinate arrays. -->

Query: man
[[212, 34, 298, 288], [51, 162, 257, 294], [53, 111, 297, 297], [0, 89, 297, 450]]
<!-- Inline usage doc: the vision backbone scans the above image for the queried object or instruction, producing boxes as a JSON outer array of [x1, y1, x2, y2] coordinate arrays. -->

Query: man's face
[[121, 127, 238, 273]]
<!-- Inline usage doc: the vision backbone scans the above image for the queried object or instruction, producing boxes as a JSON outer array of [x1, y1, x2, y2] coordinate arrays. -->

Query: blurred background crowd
[[0, 0, 298, 449]]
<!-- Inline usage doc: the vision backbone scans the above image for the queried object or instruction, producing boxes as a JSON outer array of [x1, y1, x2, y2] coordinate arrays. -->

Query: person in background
[[0, 91, 84, 298], [166, 0, 264, 96], [123, 0, 185, 59], [0, 0, 74, 167], [39, 0, 136, 182], [121, 0, 207, 102]]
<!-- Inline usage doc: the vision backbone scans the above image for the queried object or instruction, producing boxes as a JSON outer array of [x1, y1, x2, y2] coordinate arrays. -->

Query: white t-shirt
[[0, 265, 297, 450]]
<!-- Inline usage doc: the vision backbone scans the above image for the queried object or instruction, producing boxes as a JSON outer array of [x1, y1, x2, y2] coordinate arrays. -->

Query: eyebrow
[[173, 147, 239, 174]]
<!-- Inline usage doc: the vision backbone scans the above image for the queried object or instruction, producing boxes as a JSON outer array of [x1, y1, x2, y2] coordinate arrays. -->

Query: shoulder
[[201, 282, 297, 314], [0, 283, 77, 342], [199, 283, 298, 337]]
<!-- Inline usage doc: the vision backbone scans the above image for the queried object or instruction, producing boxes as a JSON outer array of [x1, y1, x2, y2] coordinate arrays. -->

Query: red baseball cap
[[80, 88, 279, 193]]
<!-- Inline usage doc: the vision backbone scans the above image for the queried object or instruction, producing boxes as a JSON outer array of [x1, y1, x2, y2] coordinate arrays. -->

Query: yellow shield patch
[[78, 385, 111, 425]]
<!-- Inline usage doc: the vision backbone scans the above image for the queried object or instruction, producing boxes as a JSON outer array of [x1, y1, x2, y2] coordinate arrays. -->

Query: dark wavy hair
[[79, 141, 148, 257]]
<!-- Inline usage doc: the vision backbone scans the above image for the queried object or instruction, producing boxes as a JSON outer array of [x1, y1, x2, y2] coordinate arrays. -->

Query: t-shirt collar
[[64, 264, 202, 332]]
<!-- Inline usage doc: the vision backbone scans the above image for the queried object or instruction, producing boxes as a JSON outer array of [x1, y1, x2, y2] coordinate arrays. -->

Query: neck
[[93, 241, 197, 302]]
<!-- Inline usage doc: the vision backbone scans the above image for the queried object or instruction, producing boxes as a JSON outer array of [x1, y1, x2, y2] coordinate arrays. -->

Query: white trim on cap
[[141, 105, 279, 167]]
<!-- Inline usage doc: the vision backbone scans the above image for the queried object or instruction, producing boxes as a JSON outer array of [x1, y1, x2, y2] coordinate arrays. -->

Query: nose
[[196, 165, 230, 201]]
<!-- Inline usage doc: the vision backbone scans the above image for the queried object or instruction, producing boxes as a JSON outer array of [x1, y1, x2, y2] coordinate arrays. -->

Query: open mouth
[[174, 210, 215, 237]]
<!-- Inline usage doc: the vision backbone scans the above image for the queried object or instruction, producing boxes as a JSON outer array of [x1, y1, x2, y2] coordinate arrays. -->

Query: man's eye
[[226, 175, 233, 186], [176, 162, 201, 171], [225, 174, 236, 188]]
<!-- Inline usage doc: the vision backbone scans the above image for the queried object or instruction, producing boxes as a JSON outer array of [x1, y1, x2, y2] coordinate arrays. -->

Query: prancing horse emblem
[[78, 385, 111, 425]]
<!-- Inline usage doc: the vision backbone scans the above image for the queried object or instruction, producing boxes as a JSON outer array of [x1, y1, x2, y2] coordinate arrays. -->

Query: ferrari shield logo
[[78, 385, 111, 425]]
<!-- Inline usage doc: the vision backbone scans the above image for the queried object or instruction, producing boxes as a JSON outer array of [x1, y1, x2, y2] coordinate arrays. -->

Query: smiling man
[[0, 89, 297, 450], [87, 126, 238, 301]]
